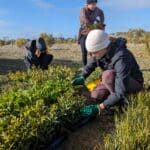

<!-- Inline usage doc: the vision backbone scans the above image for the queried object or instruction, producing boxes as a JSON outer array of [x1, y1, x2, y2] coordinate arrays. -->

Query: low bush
[[0, 66, 84, 150]]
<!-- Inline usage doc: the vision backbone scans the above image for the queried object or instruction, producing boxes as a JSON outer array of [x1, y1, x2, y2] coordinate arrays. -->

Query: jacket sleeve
[[80, 8, 90, 28], [97, 8, 105, 24], [103, 57, 131, 108], [82, 58, 97, 79]]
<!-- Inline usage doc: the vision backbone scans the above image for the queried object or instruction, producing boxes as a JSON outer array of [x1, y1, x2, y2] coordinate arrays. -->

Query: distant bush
[[15, 38, 27, 48], [54, 37, 76, 44], [0, 40, 5, 47], [143, 33, 150, 55], [145, 41, 150, 55], [113, 29, 150, 44]]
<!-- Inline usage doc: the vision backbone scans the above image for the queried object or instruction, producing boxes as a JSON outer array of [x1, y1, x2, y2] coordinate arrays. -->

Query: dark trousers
[[80, 35, 88, 66], [24, 54, 53, 70]]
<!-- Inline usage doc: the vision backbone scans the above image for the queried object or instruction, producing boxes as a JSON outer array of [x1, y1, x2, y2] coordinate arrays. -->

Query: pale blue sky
[[0, 0, 149, 39]]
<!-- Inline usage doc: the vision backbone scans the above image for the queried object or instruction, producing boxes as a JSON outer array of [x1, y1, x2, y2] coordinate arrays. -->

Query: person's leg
[[46, 54, 53, 64], [40, 54, 53, 70], [80, 35, 88, 66], [91, 85, 110, 103], [127, 78, 144, 94], [91, 70, 115, 102], [114, 78, 143, 112], [101, 70, 115, 94], [24, 56, 40, 70]]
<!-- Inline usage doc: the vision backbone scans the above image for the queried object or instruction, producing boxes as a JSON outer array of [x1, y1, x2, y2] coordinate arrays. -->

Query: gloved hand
[[72, 75, 84, 86], [80, 104, 100, 118]]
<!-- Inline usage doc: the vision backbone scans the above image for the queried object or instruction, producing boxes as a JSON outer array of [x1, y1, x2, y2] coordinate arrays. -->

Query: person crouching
[[24, 37, 53, 70], [73, 30, 144, 115]]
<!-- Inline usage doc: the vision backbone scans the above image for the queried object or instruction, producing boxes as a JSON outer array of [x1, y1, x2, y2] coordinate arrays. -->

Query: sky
[[0, 0, 150, 39]]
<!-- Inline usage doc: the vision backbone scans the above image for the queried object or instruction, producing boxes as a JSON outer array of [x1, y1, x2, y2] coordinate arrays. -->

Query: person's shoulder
[[111, 46, 131, 64], [96, 7, 104, 13], [80, 6, 86, 12], [116, 47, 130, 56]]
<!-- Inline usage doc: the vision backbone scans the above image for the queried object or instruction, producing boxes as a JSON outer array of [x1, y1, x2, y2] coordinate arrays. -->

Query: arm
[[82, 58, 97, 79], [73, 58, 97, 86], [97, 8, 105, 24], [102, 57, 131, 109], [80, 8, 90, 28]]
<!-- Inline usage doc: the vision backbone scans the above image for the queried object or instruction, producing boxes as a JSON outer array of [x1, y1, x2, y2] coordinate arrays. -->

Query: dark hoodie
[[24, 38, 53, 70], [82, 38, 144, 108]]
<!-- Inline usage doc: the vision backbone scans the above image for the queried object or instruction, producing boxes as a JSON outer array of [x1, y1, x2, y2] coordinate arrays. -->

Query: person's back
[[127, 50, 143, 85], [107, 38, 143, 86], [83, 38, 143, 87]]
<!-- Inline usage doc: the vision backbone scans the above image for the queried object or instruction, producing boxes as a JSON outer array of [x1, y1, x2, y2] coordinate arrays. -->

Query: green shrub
[[0, 66, 84, 150], [15, 38, 27, 48]]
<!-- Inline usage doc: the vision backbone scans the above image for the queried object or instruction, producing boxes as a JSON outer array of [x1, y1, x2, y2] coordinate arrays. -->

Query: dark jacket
[[25, 38, 47, 60], [82, 38, 144, 108], [24, 38, 53, 70], [25, 40, 36, 59]]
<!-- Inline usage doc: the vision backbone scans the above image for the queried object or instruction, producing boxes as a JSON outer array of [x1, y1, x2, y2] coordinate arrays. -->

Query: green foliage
[[54, 37, 76, 44], [15, 38, 27, 48], [114, 29, 150, 44], [0, 66, 84, 150], [96, 92, 150, 150], [85, 68, 102, 84], [0, 40, 5, 47], [87, 23, 102, 30]]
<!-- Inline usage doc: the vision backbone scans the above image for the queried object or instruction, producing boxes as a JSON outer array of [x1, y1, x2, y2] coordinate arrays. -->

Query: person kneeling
[[24, 37, 53, 70], [73, 30, 144, 117]]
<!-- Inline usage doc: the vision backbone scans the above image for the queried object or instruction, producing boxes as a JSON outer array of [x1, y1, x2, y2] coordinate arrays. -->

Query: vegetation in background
[[113, 29, 150, 55], [15, 38, 27, 48], [1, 29, 149, 52]]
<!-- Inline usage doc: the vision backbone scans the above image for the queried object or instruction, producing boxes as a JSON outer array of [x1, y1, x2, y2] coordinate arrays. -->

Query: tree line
[[0, 33, 77, 48], [0, 29, 149, 54]]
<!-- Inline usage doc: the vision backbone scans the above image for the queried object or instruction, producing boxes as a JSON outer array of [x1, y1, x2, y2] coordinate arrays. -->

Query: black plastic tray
[[62, 116, 96, 132]]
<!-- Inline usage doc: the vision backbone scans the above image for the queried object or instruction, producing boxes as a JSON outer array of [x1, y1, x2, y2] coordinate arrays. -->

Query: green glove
[[80, 104, 100, 118], [73, 75, 84, 86]]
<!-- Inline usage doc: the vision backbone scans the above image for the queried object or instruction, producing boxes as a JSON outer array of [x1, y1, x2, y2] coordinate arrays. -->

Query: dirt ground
[[0, 43, 150, 150]]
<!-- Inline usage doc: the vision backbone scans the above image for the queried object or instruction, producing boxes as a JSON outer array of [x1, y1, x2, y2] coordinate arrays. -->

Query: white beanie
[[86, 29, 110, 53]]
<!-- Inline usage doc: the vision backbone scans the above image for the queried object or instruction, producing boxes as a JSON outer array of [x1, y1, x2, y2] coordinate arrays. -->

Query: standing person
[[74, 30, 144, 116], [24, 37, 53, 70], [78, 0, 105, 67]]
